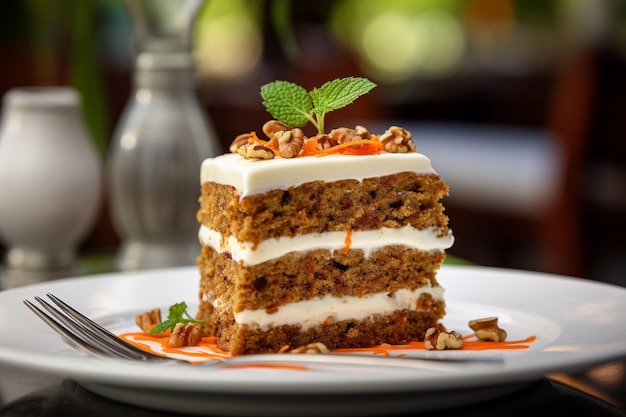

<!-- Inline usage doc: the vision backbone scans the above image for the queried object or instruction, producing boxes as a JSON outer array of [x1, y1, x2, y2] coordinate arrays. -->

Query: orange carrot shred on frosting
[[298, 137, 384, 157], [247, 131, 264, 144], [315, 139, 383, 157], [248, 131, 281, 156], [300, 137, 319, 156]]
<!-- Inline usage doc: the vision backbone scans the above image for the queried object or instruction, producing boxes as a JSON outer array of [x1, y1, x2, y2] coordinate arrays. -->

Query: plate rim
[[0, 265, 625, 395]]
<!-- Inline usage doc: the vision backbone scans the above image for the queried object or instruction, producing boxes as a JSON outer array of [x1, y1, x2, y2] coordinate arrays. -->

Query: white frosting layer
[[199, 225, 454, 266], [200, 153, 436, 196], [233, 286, 444, 331]]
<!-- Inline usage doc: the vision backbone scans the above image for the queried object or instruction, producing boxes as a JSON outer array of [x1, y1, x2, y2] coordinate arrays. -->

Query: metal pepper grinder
[[107, 0, 221, 270]]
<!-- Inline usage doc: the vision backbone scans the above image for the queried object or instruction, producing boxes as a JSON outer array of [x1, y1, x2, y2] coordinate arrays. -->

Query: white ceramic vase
[[0, 87, 102, 286]]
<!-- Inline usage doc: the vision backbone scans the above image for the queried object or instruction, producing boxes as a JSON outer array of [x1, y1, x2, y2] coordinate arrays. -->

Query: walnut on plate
[[424, 327, 464, 350], [468, 317, 507, 342], [135, 308, 161, 333], [168, 323, 202, 348]]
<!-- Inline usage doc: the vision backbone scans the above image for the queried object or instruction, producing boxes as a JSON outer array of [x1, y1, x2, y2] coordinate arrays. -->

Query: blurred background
[[0, 0, 625, 285]]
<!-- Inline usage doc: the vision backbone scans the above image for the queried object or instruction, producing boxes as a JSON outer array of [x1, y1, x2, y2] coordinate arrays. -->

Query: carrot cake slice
[[196, 78, 453, 355]]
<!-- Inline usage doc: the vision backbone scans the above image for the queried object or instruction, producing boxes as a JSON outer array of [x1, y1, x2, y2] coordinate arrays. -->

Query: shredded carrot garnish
[[341, 230, 353, 253], [338, 143, 384, 155], [278, 344, 291, 353], [298, 137, 383, 157], [300, 137, 319, 156], [247, 131, 264, 145], [248, 131, 281, 156], [315, 139, 383, 156]]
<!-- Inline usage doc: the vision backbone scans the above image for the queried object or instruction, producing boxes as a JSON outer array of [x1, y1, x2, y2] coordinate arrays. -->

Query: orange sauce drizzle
[[121, 332, 229, 361], [120, 332, 536, 367], [333, 335, 536, 356]]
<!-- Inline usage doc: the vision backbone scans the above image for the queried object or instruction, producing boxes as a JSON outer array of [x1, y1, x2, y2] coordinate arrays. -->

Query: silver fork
[[24, 293, 502, 370], [24, 293, 180, 363]]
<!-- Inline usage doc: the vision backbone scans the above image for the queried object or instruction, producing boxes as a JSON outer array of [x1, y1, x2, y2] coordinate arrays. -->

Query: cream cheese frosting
[[232, 286, 445, 331], [199, 225, 454, 266], [200, 152, 436, 197]]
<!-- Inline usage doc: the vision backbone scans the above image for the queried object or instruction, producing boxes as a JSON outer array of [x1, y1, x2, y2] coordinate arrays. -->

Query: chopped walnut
[[168, 323, 202, 348], [289, 342, 330, 354], [424, 327, 464, 350], [262, 119, 290, 139], [270, 128, 305, 158], [379, 126, 416, 153], [135, 308, 161, 333], [468, 317, 507, 342], [237, 142, 275, 160], [230, 133, 253, 153], [328, 125, 372, 146]]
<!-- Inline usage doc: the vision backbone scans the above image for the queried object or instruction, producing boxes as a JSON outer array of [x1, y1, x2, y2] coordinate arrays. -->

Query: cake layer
[[197, 171, 450, 247], [201, 153, 436, 197], [233, 286, 444, 331], [198, 224, 454, 266], [197, 297, 445, 355], [197, 245, 446, 313]]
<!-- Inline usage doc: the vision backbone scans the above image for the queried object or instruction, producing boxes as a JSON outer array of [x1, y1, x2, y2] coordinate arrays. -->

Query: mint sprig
[[260, 77, 376, 135], [260, 81, 312, 128], [149, 302, 204, 335]]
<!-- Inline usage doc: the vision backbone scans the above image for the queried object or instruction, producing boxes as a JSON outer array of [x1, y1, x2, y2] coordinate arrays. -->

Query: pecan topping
[[328, 125, 372, 145], [168, 323, 202, 348], [379, 126, 416, 153], [237, 142, 275, 160], [262, 119, 290, 139], [270, 128, 305, 158], [230, 133, 253, 153]]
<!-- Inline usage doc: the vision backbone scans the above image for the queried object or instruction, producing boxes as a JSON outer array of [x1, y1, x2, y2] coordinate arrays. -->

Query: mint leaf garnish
[[149, 301, 204, 335], [310, 77, 376, 114], [260, 77, 377, 135], [260, 81, 313, 128]]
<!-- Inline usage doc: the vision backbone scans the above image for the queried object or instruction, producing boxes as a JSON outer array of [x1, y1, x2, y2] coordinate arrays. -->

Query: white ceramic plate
[[1, 265, 625, 416]]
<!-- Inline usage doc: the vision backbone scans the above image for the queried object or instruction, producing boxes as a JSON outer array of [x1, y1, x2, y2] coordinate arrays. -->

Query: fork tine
[[32, 296, 145, 361], [24, 299, 113, 358], [43, 294, 145, 358], [30, 294, 166, 362], [25, 294, 191, 364], [25, 295, 186, 364]]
